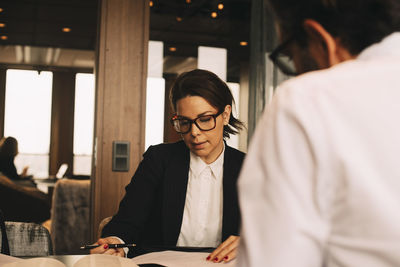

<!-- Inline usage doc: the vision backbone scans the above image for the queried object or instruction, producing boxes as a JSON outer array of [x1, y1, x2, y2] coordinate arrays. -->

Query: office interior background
[[0, 0, 289, 245]]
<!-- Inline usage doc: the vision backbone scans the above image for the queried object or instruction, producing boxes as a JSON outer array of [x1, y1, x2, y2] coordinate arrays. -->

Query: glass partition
[[73, 73, 95, 175], [4, 69, 53, 177]]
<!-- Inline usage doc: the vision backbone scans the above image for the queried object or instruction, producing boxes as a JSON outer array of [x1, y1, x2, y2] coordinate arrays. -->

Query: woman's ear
[[222, 105, 232, 125], [302, 19, 353, 68], [303, 19, 337, 68]]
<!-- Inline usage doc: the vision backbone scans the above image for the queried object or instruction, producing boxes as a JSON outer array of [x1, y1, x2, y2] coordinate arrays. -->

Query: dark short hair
[[0, 137, 18, 157], [170, 69, 244, 138], [267, 0, 400, 54]]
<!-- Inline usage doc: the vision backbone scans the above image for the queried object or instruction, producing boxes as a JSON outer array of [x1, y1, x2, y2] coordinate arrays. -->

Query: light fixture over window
[[240, 41, 248, 46], [169, 47, 177, 52], [149, 0, 154, 7], [211, 12, 218, 18], [186, 0, 191, 3], [0, 8, 3, 13], [62, 27, 71, 33], [176, 16, 182, 22], [0, 35, 7, 40], [0, 23, 5, 28], [218, 3, 224, 10]]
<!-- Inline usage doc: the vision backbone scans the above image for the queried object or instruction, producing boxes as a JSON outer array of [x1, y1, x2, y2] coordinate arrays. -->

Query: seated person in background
[[0, 137, 33, 187], [0, 174, 50, 223], [0, 137, 50, 222], [91, 69, 245, 263]]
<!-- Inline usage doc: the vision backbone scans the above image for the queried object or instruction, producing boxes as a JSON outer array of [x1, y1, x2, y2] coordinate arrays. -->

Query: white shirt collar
[[189, 143, 225, 179], [358, 32, 400, 60]]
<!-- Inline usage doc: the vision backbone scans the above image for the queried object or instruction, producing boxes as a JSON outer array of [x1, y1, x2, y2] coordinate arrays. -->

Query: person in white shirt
[[237, 0, 400, 266], [91, 69, 245, 263]]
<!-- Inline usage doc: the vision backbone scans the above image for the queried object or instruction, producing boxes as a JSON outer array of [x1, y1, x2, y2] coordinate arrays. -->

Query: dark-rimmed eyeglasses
[[170, 111, 223, 134], [269, 36, 298, 76]]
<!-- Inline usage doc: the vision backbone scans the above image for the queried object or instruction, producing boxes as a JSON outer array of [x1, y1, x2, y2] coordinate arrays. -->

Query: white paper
[[0, 254, 23, 267], [1, 254, 139, 267], [132, 251, 236, 267], [74, 254, 138, 267], [2, 258, 65, 267]]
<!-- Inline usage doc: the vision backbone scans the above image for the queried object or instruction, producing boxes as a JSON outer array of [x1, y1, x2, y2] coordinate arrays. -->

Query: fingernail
[[214, 257, 218, 262], [206, 256, 211, 260], [103, 244, 108, 249], [224, 256, 228, 260]]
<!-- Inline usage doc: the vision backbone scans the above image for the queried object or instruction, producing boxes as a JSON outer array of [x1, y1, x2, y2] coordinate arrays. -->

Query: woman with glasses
[[92, 69, 245, 263]]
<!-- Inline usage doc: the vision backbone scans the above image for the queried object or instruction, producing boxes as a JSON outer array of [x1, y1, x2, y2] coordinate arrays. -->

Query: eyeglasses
[[269, 36, 298, 76], [170, 111, 223, 134]]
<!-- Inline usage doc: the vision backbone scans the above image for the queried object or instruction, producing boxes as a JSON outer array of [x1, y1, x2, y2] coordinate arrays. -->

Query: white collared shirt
[[237, 32, 400, 267], [177, 145, 225, 247]]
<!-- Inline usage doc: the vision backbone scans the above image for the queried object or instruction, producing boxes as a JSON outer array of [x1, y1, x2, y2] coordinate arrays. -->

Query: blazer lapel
[[222, 146, 241, 240], [162, 142, 190, 245]]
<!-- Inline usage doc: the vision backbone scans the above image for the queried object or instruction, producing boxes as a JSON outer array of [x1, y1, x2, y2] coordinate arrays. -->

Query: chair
[[0, 175, 51, 223], [0, 221, 53, 257], [50, 179, 91, 254], [97, 216, 112, 239]]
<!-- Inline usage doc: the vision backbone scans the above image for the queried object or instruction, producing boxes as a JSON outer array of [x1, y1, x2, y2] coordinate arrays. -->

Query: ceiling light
[[1, 35, 7, 40], [240, 41, 248, 46], [176, 17, 182, 22], [0, 23, 5, 28], [169, 47, 177, 52], [211, 12, 218, 18], [186, 0, 191, 3], [149, 1, 154, 7], [62, 27, 71, 33], [218, 3, 224, 10]]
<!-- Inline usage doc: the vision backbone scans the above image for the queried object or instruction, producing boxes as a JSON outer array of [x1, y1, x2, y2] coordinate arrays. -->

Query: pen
[[80, 243, 136, 250]]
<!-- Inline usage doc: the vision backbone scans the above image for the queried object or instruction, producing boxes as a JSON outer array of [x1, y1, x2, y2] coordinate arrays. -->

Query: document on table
[[132, 251, 236, 267], [1, 254, 139, 267], [0, 254, 23, 267]]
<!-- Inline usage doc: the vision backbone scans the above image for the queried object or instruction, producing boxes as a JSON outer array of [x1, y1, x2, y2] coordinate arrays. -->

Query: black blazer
[[102, 140, 245, 257], [0, 156, 20, 180]]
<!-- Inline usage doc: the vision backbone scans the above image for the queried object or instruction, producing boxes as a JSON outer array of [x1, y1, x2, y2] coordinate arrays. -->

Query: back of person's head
[[169, 69, 243, 138], [0, 137, 18, 157], [267, 0, 400, 54]]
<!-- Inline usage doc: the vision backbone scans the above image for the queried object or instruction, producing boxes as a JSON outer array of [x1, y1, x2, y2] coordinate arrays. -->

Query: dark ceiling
[[0, 0, 251, 81]]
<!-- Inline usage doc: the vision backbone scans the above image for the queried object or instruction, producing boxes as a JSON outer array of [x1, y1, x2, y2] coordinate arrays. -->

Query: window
[[73, 73, 95, 175], [4, 69, 53, 177]]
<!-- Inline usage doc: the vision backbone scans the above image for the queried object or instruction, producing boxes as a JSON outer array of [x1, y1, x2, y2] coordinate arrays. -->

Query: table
[[33, 179, 57, 197]]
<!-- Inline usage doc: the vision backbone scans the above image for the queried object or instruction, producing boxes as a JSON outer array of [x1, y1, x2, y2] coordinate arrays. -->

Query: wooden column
[[0, 69, 6, 138], [91, 0, 149, 240], [49, 71, 76, 176]]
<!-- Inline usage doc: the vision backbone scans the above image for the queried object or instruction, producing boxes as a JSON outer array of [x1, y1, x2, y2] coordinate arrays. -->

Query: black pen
[[80, 243, 136, 250]]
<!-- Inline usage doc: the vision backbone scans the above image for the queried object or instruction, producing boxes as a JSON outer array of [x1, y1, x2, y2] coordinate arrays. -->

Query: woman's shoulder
[[144, 140, 187, 159], [225, 144, 246, 158]]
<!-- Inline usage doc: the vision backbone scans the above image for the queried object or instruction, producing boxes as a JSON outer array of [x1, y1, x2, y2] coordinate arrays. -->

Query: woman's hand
[[90, 237, 125, 257], [21, 166, 29, 178], [206, 235, 240, 263]]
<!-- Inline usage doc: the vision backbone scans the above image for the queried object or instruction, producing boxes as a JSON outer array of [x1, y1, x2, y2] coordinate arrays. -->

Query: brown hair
[[268, 0, 400, 54], [170, 69, 244, 138], [0, 137, 18, 157]]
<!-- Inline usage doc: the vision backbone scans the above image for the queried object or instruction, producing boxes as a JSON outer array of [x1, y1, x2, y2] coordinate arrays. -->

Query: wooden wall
[[49, 71, 76, 176], [91, 0, 150, 240]]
